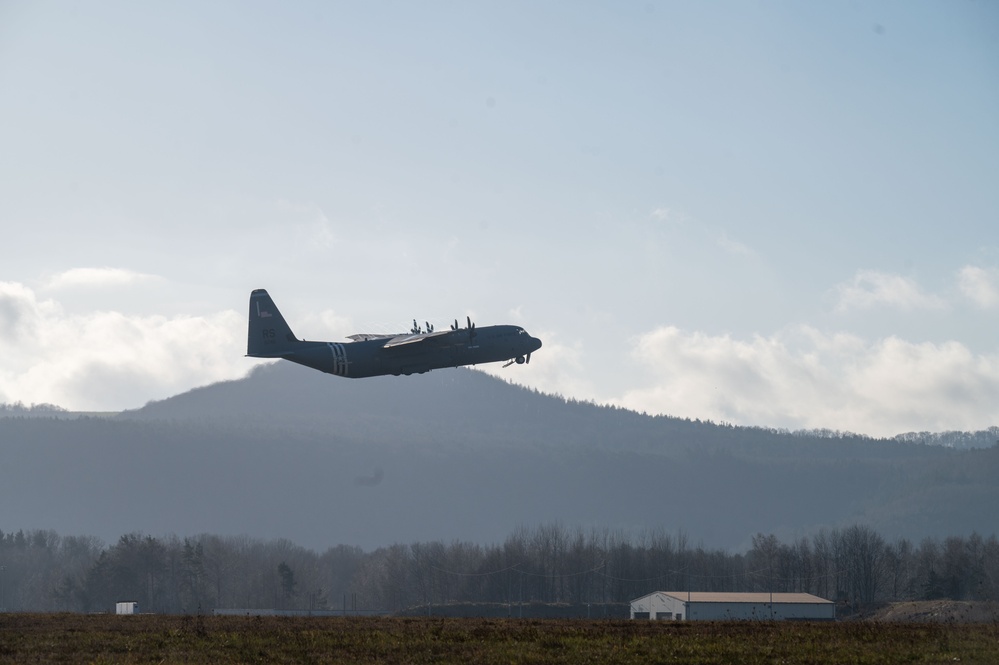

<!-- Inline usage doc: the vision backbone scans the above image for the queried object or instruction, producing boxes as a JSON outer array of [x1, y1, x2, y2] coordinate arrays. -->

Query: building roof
[[634, 592, 833, 605]]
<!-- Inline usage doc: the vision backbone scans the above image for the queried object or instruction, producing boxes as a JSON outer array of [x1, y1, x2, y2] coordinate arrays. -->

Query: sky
[[1, 0, 997, 437]]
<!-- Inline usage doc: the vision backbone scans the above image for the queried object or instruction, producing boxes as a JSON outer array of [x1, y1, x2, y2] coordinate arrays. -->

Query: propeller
[[450, 316, 477, 341]]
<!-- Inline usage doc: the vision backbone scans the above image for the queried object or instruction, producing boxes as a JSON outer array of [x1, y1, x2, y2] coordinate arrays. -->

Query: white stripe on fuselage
[[327, 343, 349, 376]]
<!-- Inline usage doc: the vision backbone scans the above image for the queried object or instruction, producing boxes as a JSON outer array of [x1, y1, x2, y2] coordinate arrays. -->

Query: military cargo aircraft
[[246, 289, 542, 377]]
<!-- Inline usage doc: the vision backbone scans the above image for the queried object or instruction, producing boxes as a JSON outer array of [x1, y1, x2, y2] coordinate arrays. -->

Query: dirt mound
[[867, 600, 999, 623]]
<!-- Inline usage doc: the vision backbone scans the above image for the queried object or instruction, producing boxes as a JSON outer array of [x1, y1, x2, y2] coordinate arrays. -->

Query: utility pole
[[769, 562, 774, 621], [519, 568, 524, 618]]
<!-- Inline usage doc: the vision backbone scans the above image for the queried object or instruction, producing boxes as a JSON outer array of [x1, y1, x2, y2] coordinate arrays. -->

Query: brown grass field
[[1, 613, 998, 664]]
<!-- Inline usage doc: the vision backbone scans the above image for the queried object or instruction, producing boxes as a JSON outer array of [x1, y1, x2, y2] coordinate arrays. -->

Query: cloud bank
[[833, 270, 946, 312], [2, 265, 997, 437], [959, 266, 999, 310], [0, 281, 252, 411], [616, 325, 999, 438], [46, 267, 162, 290]]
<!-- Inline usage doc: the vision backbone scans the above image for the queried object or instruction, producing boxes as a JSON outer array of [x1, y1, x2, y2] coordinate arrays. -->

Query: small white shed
[[630, 592, 834, 621], [115, 601, 139, 615]]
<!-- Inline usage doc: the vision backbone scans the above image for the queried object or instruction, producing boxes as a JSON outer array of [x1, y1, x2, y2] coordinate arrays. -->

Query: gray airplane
[[246, 289, 542, 377]]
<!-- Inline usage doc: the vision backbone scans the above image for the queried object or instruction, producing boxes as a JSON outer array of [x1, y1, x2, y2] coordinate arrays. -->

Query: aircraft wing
[[346, 333, 399, 342], [381, 329, 455, 349]]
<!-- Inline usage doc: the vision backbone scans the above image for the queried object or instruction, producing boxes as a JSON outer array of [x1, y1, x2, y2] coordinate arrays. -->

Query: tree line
[[2, 524, 997, 614]]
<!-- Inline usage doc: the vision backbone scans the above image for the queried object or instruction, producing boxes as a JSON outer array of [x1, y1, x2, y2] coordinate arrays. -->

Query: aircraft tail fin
[[246, 289, 303, 357]]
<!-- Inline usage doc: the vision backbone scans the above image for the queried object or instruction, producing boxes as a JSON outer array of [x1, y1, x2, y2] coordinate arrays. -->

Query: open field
[[865, 600, 999, 623], [1, 613, 998, 664]]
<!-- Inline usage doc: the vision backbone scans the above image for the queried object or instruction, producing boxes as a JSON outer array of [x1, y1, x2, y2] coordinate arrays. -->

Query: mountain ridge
[[2, 363, 996, 551]]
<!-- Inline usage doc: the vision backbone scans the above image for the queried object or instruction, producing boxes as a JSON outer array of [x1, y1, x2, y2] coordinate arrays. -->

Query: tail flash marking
[[247, 289, 298, 357]]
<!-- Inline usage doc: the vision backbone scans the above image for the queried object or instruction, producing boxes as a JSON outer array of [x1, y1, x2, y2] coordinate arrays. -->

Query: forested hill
[[2, 363, 997, 552], [124, 362, 980, 457]]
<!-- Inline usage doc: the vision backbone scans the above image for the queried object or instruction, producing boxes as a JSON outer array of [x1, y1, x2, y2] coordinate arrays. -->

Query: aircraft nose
[[530, 336, 542, 353]]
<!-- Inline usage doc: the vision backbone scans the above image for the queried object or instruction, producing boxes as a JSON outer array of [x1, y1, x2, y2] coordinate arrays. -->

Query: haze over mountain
[[2, 363, 996, 552]]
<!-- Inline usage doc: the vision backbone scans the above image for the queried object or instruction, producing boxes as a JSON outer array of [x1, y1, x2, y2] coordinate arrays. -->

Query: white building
[[630, 592, 834, 621], [115, 601, 139, 615]]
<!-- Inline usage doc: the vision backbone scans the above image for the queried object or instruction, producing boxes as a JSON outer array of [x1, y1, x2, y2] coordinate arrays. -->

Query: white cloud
[[313, 309, 356, 340], [0, 281, 55, 345], [0, 281, 254, 411], [958, 265, 999, 309], [614, 325, 999, 437], [46, 267, 161, 290], [6, 267, 997, 436], [833, 270, 945, 312]]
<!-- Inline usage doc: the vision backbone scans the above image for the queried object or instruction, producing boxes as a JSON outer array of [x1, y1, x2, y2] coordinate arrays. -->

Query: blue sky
[[1, 1, 997, 436]]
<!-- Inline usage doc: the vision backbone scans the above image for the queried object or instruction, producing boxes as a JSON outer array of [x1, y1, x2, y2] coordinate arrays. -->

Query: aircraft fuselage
[[246, 289, 542, 377], [278, 325, 538, 377]]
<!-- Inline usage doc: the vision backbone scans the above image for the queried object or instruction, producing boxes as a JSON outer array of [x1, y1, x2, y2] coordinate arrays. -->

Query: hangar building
[[630, 592, 834, 621]]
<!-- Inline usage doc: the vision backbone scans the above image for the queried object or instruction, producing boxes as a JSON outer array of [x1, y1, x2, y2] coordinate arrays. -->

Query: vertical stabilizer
[[247, 289, 302, 357]]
